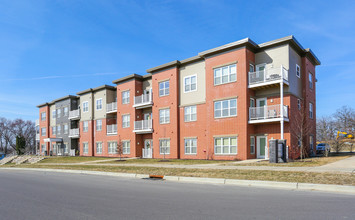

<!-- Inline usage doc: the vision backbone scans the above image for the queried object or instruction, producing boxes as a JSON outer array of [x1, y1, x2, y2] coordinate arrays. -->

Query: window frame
[[63, 124, 68, 134], [296, 64, 300, 78], [41, 112, 46, 121], [122, 91, 130, 104], [214, 99, 237, 119], [52, 126, 56, 135], [183, 75, 197, 93], [122, 114, 130, 128], [96, 98, 103, 110], [122, 141, 130, 154], [297, 99, 301, 110], [184, 105, 197, 122], [309, 72, 313, 89], [250, 136, 255, 154], [309, 102, 313, 119], [159, 139, 170, 155], [159, 80, 170, 97], [83, 101, 89, 113], [83, 142, 89, 154], [56, 125, 61, 135], [52, 110, 56, 119], [63, 107, 68, 116], [56, 109, 61, 118], [159, 108, 170, 124], [214, 137, 238, 155], [96, 119, 102, 131], [184, 138, 197, 155], [83, 121, 89, 132], [96, 142, 103, 154], [41, 127, 46, 136], [108, 141, 117, 154], [213, 64, 237, 86]]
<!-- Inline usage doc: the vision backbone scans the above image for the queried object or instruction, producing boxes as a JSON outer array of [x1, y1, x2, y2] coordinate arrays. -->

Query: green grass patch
[[39, 156, 114, 164]]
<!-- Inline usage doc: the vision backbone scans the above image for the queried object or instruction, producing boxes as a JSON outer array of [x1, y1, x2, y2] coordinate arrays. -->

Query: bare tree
[[333, 106, 355, 152], [117, 135, 123, 160]]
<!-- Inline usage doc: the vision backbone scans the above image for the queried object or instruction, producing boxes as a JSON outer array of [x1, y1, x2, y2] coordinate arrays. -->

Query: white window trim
[[309, 72, 313, 89], [184, 105, 197, 122], [159, 108, 170, 124], [83, 101, 89, 113], [56, 109, 61, 118], [296, 64, 300, 78], [122, 114, 130, 128], [83, 121, 89, 132], [214, 99, 237, 119], [213, 64, 237, 86], [250, 136, 255, 154], [96, 142, 103, 154], [57, 125, 61, 135], [41, 112, 46, 121], [41, 127, 46, 136], [122, 91, 130, 104], [96, 98, 103, 111], [183, 74, 197, 93], [96, 119, 102, 131], [64, 124, 68, 134], [108, 141, 118, 154], [159, 80, 170, 97], [122, 141, 130, 155], [184, 138, 197, 155], [309, 102, 313, 119], [83, 142, 89, 154], [214, 137, 238, 155], [159, 139, 171, 155], [52, 110, 56, 119]]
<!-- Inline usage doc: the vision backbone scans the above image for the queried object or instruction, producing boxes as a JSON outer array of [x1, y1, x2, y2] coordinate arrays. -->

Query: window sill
[[214, 115, 237, 119], [214, 80, 237, 87]]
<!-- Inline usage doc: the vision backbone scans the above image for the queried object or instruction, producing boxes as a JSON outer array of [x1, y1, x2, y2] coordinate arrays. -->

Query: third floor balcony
[[248, 66, 289, 89], [133, 119, 153, 134], [106, 102, 117, 114], [69, 109, 80, 120], [133, 93, 153, 109], [248, 104, 289, 124]]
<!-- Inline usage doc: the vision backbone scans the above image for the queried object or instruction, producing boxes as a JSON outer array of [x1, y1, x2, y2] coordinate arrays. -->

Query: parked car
[[316, 143, 331, 155]]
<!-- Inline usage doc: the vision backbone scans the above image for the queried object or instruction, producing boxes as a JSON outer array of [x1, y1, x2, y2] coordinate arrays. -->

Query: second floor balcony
[[133, 93, 153, 109], [248, 66, 289, 89], [249, 104, 289, 124], [69, 109, 80, 120], [106, 102, 117, 114], [107, 124, 117, 135], [133, 119, 153, 134], [69, 128, 80, 138]]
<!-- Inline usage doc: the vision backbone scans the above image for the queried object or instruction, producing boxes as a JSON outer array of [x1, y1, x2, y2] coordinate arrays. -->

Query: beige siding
[[288, 46, 302, 98], [179, 60, 206, 106], [50, 104, 56, 126], [93, 90, 106, 120], [80, 93, 93, 121]]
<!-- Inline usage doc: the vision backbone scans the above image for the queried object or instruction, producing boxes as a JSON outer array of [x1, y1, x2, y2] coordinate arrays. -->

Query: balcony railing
[[107, 124, 117, 135], [133, 93, 153, 108], [35, 119, 39, 126], [106, 102, 117, 113], [248, 66, 288, 87], [69, 128, 80, 138], [133, 119, 153, 133], [36, 133, 40, 140], [249, 105, 288, 122], [69, 109, 80, 120]]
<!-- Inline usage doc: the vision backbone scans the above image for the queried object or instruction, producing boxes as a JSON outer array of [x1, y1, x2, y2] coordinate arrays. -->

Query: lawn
[[96, 158, 232, 165], [5, 163, 355, 186], [230, 155, 352, 167], [39, 156, 114, 164]]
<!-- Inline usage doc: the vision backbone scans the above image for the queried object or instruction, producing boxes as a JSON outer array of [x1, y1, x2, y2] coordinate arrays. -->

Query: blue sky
[[0, 0, 354, 121]]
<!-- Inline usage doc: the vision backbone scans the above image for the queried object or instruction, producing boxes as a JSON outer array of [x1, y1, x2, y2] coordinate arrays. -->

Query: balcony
[[133, 119, 153, 134], [68, 109, 80, 120], [36, 133, 40, 140], [107, 124, 117, 135], [106, 102, 117, 114], [35, 119, 39, 126], [133, 93, 153, 109], [248, 67, 289, 89], [249, 105, 289, 124], [69, 128, 80, 138]]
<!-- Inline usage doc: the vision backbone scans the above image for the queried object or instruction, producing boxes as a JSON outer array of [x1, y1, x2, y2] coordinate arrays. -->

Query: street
[[0, 170, 354, 220]]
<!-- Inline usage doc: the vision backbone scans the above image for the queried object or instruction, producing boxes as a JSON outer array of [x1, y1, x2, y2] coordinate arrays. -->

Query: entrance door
[[257, 136, 267, 159], [143, 139, 153, 158]]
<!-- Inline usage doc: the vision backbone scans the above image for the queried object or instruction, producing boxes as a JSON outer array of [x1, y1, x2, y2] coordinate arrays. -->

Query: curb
[[1, 167, 354, 195]]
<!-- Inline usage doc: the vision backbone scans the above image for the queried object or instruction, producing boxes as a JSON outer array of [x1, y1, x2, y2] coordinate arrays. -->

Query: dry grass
[[39, 156, 113, 164], [231, 155, 352, 167], [4, 163, 355, 186], [97, 158, 232, 165]]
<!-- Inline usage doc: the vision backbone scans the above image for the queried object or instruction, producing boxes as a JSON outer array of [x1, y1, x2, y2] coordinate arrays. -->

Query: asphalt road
[[0, 170, 354, 220]]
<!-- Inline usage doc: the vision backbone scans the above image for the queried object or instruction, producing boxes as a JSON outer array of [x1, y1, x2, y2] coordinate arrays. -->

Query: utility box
[[269, 139, 287, 163], [269, 139, 278, 163], [278, 139, 287, 163]]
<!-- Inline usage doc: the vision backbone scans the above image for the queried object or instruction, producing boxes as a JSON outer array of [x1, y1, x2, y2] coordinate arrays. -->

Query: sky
[[0, 0, 354, 121]]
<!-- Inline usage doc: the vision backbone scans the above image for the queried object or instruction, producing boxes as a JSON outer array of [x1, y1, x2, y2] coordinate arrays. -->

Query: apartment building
[[37, 35, 320, 160]]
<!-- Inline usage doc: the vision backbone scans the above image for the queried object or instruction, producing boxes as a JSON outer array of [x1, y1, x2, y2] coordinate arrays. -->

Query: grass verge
[[4, 164, 355, 186], [39, 156, 114, 163], [97, 158, 232, 165]]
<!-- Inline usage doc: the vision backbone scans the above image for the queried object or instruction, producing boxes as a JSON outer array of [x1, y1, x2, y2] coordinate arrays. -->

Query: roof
[[112, 73, 152, 84], [52, 95, 79, 103], [76, 84, 116, 95], [145, 35, 321, 73]]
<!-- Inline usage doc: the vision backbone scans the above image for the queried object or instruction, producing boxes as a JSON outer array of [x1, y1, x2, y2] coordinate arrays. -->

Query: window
[[57, 125, 61, 135], [63, 107, 68, 116], [108, 141, 117, 154], [122, 115, 130, 128], [159, 139, 170, 154], [83, 143, 88, 154], [310, 136, 314, 151], [309, 103, 313, 119], [159, 109, 170, 124], [83, 101, 89, 113], [96, 119, 102, 131], [52, 110, 56, 119], [41, 127, 46, 136], [83, 121, 89, 132], [184, 106, 197, 122], [250, 136, 255, 154], [249, 63, 255, 72], [185, 138, 197, 154], [184, 75, 197, 92], [64, 124, 68, 134], [57, 109, 61, 118], [96, 142, 102, 154], [250, 98, 255, 107], [309, 73, 313, 89], [123, 141, 130, 154], [214, 64, 236, 85], [64, 143, 69, 154], [214, 137, 237, 155], [41, 112, 46, 121], [296, 64, 300, 78], [159, 80, 170, 97], [297, 99, 301, 110], [214, 99, 237, 118], [122, 91, 130, 104], [96, 99, 102, 110], [52, 126, 56, 135], [41, 144, 46, 153]]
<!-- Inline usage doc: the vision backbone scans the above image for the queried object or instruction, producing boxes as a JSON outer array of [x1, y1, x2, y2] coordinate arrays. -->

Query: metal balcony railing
[[36, 133, 40, 140], [249, 105, 288, 121], [248, 66, 288, 86], [69, 109, 80, 120], [35, 119, 39, 126], [133, 93, 153, 108], [107, 124, 117, 135], [69, 128, 80, 138], [106, 102, 117, 113], [134, 119, 153, 133]]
